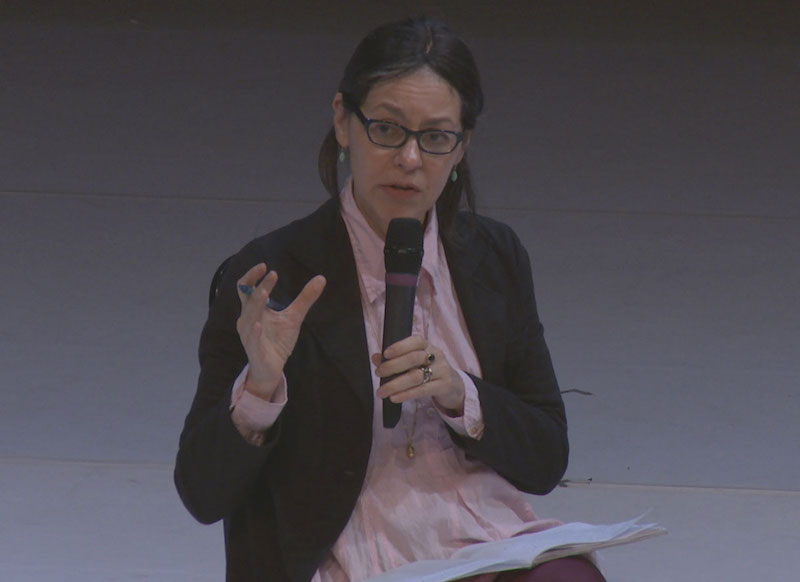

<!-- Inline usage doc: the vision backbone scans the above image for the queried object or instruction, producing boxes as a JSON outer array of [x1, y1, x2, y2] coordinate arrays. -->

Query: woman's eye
[[374, 123, 396, 135]]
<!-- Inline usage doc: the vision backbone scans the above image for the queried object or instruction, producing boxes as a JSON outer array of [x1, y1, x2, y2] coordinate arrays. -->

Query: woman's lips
[[382, 183, 420, 193]]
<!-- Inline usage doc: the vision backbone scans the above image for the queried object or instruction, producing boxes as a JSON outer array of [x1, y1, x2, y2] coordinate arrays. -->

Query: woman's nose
[[395, 137, 423, 170]]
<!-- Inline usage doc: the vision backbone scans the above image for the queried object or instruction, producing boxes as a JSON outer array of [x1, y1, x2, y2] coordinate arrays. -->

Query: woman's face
[[333, 67, 468, 239]]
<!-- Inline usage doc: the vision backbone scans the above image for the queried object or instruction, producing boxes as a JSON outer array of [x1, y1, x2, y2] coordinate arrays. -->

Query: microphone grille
[[384, 218, 424, 275]]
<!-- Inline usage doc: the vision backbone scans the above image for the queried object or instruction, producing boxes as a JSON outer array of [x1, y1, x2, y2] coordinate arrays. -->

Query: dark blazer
[[174, 198, 568, 582]]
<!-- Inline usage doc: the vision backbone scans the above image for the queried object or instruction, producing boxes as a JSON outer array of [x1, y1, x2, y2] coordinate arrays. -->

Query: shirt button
[[426, 407, 437, 417]]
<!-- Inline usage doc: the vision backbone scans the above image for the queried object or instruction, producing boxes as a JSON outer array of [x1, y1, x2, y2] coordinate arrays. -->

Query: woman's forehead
[[362, 68, 461, 124]]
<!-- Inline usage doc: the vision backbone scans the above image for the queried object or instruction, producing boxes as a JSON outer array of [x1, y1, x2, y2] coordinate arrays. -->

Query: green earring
[[450, 168, 458, 182], [339, 148, 346, 163]]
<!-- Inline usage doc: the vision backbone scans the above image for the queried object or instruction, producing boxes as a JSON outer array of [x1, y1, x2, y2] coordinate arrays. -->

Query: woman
[[175, 16, 605, 582]]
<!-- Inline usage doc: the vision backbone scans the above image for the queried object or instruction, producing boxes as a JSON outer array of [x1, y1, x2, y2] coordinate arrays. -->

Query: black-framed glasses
[[345, 101, 463, 155]]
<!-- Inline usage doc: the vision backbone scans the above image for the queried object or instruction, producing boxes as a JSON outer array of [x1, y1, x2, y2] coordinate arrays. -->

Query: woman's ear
[[454, 130, 472, 165], [332, 93, 350, 148], [461, 130, 472, 151]]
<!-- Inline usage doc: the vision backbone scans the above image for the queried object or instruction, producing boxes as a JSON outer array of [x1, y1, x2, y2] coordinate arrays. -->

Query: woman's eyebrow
[[371, 102, 458, 127]]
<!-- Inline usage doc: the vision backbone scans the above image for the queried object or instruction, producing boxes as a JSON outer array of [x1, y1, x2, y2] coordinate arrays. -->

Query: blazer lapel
[[286, 200, 374, 414], [444, 228, 508, 385]]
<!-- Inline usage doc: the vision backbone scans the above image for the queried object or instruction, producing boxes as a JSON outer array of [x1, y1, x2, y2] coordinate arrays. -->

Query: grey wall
[[1, 2, 798, 579]]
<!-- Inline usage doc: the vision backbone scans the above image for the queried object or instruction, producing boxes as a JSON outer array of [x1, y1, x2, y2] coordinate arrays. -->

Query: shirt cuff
[[229, 364, 287, 445], [439, 369, 484, 440]]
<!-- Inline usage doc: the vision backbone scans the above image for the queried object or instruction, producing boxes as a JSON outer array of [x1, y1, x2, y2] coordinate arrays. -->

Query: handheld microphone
[[381, 218, 424, 428]]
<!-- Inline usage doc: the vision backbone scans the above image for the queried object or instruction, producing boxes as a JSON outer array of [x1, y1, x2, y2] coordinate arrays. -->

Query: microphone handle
[[381, 282, 417, 428]]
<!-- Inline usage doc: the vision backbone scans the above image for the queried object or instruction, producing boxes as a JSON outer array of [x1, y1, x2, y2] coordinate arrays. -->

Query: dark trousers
[[495, 556, 606, 582]]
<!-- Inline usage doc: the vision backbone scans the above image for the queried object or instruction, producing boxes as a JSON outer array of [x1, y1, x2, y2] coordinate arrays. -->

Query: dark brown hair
[[318, 16, 484, 240]]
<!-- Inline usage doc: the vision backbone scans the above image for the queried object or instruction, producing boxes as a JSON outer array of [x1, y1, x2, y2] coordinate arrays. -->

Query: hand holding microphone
[[378, 218, 465, 427], [374, 336, 466, 419], [379, 218, 424, 428]]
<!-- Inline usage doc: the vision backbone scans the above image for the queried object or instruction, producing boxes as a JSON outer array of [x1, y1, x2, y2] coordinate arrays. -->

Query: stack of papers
[[365, 515, 666, 582]]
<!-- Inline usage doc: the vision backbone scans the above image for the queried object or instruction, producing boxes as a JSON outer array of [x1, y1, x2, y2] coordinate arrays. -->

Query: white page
[[364, 516, 666, 582]]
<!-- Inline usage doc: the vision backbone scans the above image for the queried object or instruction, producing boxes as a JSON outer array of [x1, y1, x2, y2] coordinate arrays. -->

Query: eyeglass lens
[[367, 121, 458, 154]]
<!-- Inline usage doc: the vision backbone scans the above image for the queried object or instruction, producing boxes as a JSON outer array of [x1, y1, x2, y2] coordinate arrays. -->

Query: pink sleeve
[[438, 369, 484, 440], [229, 364, 287, 446]]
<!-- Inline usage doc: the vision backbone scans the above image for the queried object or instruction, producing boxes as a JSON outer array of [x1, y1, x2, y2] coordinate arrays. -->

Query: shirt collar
[[339, 176, 440, 305]]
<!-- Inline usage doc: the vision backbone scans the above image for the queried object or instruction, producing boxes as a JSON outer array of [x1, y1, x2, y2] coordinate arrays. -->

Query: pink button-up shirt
[[231, 179, 559, 581]]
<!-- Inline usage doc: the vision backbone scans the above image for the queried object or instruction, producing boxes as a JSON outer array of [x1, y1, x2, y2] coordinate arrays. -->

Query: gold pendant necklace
[[403, 402, 419, 459], [357, 258, 426, 460]]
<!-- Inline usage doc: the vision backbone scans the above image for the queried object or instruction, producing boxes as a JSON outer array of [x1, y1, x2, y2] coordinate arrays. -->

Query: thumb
[[287, 275, 327, 321]]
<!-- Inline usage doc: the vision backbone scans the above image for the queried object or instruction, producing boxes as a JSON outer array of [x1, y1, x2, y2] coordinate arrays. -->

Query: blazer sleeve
[[451, 220, 569, 495], [174, 243, 280, 525]]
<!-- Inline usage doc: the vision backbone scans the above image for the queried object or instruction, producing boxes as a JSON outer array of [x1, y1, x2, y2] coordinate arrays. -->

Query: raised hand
[[236, 263, 326, 401]]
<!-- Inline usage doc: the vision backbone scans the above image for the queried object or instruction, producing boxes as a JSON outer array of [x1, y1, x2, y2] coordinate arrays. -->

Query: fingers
[[237, 263, 275, 307], [375, 340, 448, 401], [373, 337, 433, 378], [381, 335, 427, 360], [378, 362, 433, 392], [378, 367, 458, 408], [238, 270, 278, 329], [237, 262, 267, 288], [235, 265, 324, 345], [378, 365, 465, 414], [373, 339, 464, 412], [234, 270, 326, 399], [237, 265, 326, 321]]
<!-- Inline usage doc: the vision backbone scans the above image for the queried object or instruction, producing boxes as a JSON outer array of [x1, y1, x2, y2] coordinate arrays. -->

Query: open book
[[364, 515, 666, 582]]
